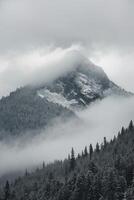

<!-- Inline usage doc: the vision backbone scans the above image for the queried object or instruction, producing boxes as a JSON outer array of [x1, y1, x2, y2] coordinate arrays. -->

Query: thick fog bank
[[0, 46, 83, 98], [0, 96, 134, 177]]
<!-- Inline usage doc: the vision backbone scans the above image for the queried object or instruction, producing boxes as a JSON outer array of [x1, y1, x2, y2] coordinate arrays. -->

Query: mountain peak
[[0, 52, 131, 138], [59, 50, 109, 86]]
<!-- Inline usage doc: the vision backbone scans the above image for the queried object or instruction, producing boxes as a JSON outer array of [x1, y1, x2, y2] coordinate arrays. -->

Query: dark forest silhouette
[[1, 121, 134, 200]]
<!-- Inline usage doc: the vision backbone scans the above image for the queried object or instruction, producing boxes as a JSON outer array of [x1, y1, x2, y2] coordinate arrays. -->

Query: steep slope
[[0, 87, 74, 138], [37, 57, 129, 110], [0, 51, 131, 137], [1, 121, 134, 200]]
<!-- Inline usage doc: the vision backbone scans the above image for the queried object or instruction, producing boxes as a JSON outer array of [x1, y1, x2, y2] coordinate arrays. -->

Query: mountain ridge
[[0, 51, 132, 138]]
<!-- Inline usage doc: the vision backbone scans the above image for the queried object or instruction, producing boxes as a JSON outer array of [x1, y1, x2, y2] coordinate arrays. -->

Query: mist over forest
[[0, 0, 134, 199], [0, 95, 134, 177]]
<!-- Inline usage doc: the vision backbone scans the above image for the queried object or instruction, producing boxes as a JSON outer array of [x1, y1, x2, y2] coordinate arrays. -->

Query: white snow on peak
[[76, 73, 102, 98], [38, 89, 77, 109]]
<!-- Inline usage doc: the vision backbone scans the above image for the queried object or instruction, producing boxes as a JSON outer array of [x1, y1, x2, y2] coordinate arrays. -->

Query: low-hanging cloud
[[0, 0, 134, 97], [1, 45, 134, 99], [0, 45, 84, 98], [0, 96, 134, 177]]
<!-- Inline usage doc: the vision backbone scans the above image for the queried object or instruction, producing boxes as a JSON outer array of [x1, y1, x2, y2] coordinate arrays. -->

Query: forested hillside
[[0, 86, 74, 138], [1, 121, 134, 200]]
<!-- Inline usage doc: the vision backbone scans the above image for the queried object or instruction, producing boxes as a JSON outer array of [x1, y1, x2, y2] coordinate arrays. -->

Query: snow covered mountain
[[37, 51, 130, 110], [0, 51, 131, 137]]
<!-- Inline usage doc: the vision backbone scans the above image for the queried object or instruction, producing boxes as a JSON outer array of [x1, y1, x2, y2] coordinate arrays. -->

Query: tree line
[[1, 120, 134, 200]]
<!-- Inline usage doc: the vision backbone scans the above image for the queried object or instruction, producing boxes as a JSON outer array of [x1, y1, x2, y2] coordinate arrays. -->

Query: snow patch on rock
[[38, 89, 77, 109], [75, 72, 102, 98]]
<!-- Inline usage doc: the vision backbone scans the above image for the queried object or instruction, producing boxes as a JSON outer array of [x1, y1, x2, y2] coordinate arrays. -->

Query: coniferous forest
[[0, 120, 134, 200]]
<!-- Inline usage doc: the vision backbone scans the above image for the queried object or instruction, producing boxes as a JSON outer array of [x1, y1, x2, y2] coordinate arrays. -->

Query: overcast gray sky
[[0, 0, 134, 95], [0, 0, 134, 51]]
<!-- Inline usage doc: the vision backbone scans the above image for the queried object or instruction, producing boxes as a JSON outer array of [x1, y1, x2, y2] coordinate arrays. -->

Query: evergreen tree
[[121, 127, 125, 135], [4, 181, 10, 200], [77, 153, 81, 159], [88, 162, 98, 174], [70, 148, 76, 171], [106, 170, 117, 200], [129, 120, 134, 131], [71, 174, 85, 200], [84, 146, 88, 157], [89, 144, 93, 160], [43, 161, 45, 169], [96, 142, 100, 153], [103, 137, 107, 149], [92, 174, 102, 200], [86, 171, 94, 200], [126, 165, 133, 186]]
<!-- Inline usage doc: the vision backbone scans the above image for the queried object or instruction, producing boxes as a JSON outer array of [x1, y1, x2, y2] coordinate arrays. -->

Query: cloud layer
[[0, 96, 134, 176], [0, 45, 84, 97]]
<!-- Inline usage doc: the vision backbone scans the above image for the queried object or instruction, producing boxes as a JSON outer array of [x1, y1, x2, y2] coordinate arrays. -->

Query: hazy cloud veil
[[0, 96, 134, 176], [0, 0, 134, 178], [0, 0, 134, 93]]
